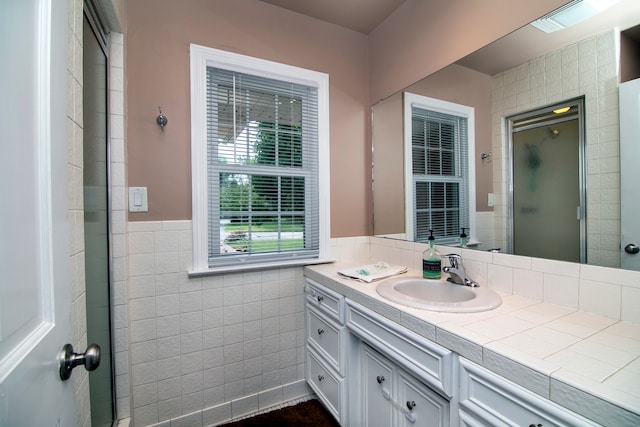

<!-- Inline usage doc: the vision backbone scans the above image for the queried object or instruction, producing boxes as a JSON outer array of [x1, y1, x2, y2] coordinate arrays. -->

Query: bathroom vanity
[[304, 262, 640, 426]]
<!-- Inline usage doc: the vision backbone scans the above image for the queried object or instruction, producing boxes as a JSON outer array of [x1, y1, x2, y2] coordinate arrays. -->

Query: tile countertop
[[304, 262, 640, 426]]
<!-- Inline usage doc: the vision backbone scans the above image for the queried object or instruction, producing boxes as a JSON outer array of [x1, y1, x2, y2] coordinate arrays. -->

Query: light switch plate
[[129, 187, 148, 212], [487, 193, 495, 207]]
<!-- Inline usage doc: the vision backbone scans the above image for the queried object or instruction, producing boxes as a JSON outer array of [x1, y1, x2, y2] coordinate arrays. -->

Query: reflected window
[[404, 93, 475, 244]]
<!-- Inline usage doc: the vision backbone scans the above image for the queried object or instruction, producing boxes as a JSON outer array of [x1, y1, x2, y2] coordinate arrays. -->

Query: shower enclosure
[[506, 98, 586, 263], [84, 9, 115, 426]]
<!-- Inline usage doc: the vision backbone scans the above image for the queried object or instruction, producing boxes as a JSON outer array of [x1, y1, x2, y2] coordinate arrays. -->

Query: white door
[[0, 1, 77, 426], [620, 78, 640, 271]]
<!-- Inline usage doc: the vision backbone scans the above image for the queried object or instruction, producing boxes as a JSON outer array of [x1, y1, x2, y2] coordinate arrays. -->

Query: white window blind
[[206, 67, 320, 267], [411, 107, 470, 244]]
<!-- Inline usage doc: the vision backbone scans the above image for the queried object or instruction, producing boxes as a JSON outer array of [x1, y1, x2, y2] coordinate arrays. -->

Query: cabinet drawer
[[305, 278, 344, 323], [306, 305, 345, 374], [347, 300, 454, 398], [459, 358, 598, 427], [306, 346, 344, 424]]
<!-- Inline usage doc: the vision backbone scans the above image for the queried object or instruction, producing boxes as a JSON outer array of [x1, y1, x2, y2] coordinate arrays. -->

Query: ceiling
[[258, 0, 407, 34], [258, 0, 640, 79], [457, 0, 640, 75]]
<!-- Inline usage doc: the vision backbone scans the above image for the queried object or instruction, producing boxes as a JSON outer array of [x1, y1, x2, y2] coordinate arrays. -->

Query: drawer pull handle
[[317, 329, 325, 335], [529, 425, 543, 427], [317, 295, 324, 302], [406, 400, 416, 411], [376, 375, 385, 384], [317, 375, 324, 382]]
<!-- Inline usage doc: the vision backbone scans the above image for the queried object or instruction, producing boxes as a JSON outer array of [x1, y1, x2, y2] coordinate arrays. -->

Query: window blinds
[[411, 107, 470, 243], [206, 67, 320, 266]]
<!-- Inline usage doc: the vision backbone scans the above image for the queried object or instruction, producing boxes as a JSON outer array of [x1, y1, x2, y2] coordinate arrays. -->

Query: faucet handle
[[443, 253, 462, 268]]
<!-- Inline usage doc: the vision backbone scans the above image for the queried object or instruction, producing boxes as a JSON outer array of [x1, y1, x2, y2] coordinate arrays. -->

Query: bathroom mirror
[[372, 0, 640, 270]]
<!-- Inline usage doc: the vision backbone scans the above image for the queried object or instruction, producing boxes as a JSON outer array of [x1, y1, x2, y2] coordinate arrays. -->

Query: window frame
[[403, 92, 477, 245], [189, 44, 331, 274]]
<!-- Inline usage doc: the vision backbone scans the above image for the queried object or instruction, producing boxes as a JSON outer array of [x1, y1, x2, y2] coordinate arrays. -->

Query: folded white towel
[[338, 262, 408, 283]]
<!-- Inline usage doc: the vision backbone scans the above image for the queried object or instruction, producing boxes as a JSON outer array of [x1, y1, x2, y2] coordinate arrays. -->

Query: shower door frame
[[83, 3, 117, 425], [505, 97, 587, 263]]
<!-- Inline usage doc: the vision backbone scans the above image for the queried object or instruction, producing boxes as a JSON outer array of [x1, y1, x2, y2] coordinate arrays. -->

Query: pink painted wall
[[372, 63, 493, 236], [621, 30, 640, 82], [126, 0, 570, 238], [126, 0, 371, 237], [369, 0, 570, 103]]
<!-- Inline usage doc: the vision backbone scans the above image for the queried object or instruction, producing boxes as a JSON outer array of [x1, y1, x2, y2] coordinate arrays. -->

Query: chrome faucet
[[442, 254, 479, 287]]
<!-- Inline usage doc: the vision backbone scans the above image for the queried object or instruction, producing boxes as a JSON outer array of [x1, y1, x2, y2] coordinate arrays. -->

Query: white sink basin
[[376, 276, 502, 312]]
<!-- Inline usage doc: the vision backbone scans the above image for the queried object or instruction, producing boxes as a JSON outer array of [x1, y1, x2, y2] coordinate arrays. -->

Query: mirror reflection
[[372, 0, 640, 270]]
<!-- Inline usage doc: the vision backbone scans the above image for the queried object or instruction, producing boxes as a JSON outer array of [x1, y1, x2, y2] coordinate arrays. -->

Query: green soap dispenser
[[423, 230, 442, 280], [460, 228, 468, 248]]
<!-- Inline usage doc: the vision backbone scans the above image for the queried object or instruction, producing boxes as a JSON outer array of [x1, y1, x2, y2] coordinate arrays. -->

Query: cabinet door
[[361, 344, 395, 427], [397, 368, 450, 427]]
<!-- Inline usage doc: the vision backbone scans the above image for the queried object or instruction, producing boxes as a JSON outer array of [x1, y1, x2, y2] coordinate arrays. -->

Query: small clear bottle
[[423, 230, 442, 280], [460, 227, 468, 248]]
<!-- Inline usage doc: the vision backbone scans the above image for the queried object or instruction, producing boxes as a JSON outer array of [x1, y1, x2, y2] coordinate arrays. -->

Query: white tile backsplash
[[543, 273, 580, 308], [579, 279, 622, 319], [513, 268, 543, 300], [622, 287, 640, 324], [368, 236, 640, 323], [487, 263, 514, 294]]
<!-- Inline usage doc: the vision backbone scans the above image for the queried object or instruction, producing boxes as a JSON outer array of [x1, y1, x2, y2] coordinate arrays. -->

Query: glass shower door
[[83, 14, 115, 427], [509, 99, 585, 263]]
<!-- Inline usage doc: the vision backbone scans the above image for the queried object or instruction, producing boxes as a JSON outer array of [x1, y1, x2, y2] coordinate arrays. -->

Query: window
[[190, 45, 330, 273], [403, 93, 476, 244]]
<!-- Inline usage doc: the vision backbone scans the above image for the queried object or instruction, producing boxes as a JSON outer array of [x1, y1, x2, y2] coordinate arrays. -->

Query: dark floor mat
[[218, 399, 340, 427]]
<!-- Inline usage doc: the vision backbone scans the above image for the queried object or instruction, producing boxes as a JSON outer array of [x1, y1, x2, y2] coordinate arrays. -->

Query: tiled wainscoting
[[121, 228, 639, 426], [126, 220, 312, 426]]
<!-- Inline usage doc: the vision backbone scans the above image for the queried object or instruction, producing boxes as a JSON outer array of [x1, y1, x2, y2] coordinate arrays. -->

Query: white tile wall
[[67, 0, 90, 425], [127, 221, 311, 426], [490, 29, 621, 268], [363, 236, 640, 324], [117, 233, 640, 425], [109, 30, 131, 421]]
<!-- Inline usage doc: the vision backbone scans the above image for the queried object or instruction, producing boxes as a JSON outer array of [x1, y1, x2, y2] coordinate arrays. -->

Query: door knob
[[58, 343, 101, 381], [625, 244, 639, 254]]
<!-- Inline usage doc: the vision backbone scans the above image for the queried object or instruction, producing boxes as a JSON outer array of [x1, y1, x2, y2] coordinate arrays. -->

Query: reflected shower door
[[510, 101, 584, 263]]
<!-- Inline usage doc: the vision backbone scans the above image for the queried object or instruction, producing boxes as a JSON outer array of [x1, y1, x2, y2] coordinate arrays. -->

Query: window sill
[[188, 257, 335, 277]]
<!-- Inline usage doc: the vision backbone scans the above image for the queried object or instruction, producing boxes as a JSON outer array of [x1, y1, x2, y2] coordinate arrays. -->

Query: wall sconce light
[[156, 106, 168, 130]]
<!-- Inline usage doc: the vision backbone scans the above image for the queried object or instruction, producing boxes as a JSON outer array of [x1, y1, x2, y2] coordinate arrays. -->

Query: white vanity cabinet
[[304, 279, 347, 425], [361, 343, 451, 426], [347, 300, 453, 427], [458, 358, 599, 427], [303, 270, 618, 427]]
